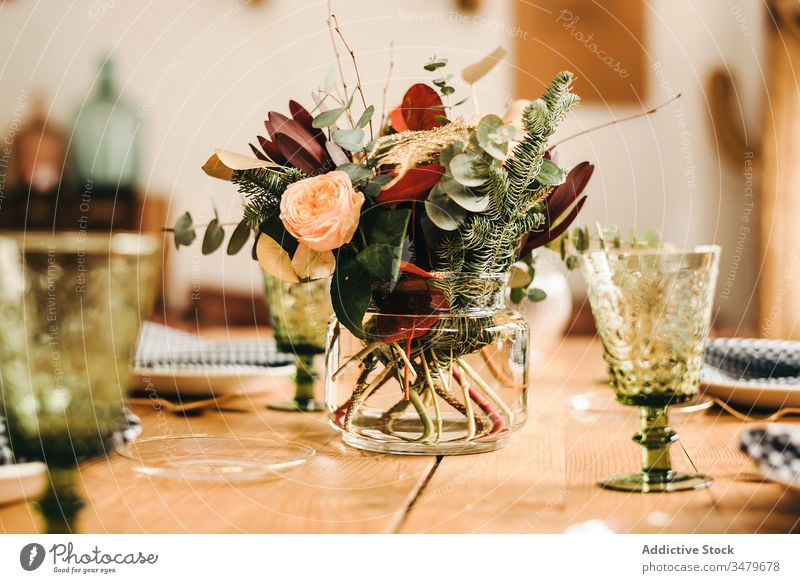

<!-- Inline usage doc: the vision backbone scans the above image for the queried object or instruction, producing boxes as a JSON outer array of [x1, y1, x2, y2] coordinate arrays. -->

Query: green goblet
[[263, 273, 333, 412], [0, 232, 159, 531], [580, 246, 720, 493]]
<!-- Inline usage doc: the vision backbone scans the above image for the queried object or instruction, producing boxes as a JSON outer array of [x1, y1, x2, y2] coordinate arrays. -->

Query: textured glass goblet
[[263, 273, 333, 412], [0, 232, 160, 531], [580, 246, 720, 493]]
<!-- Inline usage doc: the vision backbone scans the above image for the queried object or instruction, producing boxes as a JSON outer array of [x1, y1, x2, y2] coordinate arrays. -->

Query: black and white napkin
[[0, 411, 141, 466], [134, 322, 294, 371], [705, 338, 800, 384], [741, 424, 800, 485]]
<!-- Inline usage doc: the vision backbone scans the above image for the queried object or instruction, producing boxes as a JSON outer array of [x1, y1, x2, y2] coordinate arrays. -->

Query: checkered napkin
[[0, 411, 142, 466], [741, 425, 800, 485], [134, 322, 294, 371], [705, 338, 800, 384]]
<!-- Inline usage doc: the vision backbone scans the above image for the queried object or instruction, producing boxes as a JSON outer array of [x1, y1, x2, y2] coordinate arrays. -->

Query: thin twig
[[421, 353, 442, 442], [330, 13, 374, 140], [458, 358, 515, 425], [326, 1, 348, 98], [380, 41, 395, 130], [547, 93, 682, 151]]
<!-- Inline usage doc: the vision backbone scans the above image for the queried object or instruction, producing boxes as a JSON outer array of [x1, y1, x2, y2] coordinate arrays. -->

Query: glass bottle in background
[[71, 56, 140, 200]]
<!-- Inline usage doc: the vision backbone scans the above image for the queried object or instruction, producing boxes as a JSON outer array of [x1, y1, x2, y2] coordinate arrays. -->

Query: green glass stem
[[293, 354, 317, 405], [634, 406, 677, 482], [34, 466, 84, 534]]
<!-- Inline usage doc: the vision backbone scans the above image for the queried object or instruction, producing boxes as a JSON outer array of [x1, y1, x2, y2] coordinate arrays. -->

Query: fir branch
[[233, 167, 305, 229]]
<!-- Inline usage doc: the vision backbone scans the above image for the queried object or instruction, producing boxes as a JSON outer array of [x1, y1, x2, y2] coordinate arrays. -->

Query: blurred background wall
[[0, 0, 765, 331]]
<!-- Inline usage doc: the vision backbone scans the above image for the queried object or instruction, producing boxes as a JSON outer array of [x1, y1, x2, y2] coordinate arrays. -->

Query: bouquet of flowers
[[171, 38, 594, 453]]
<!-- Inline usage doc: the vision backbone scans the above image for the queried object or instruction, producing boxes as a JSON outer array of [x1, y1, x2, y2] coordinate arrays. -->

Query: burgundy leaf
[[257, 135, 287, 165], [275, 132, 326, 175], [249, 143, 268, 161], [522, 196, 587, 254], [268, 112, 328, 163], [289, 100, 326, 146]]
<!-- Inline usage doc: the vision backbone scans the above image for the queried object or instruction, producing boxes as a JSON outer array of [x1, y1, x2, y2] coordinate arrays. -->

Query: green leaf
[[476, 114, 503, 147], [356, 105, 374, 129], [312, 107, 344, 128], [226, 219, 251, 255], [509, 286, 525, 304], [337, 162, 373, 184], [439, 143, 464, 168], [448, 153, 484, 187], [202, 219, 225, 255], [173, 212, 196, 249], [440, 86, 455, 96], [527, 287, 547, 302], [331, 254, 373, 339], [432, 74, 454, 87], [332, 128, 365, 152], [424, 56, 448, 71], [356, 243, 402, 282], [363, 208, 411, 247], [565, 255, 579, 270], [440, 176, 489, 212], [536, 158, 567, 186], [260, 214, 298, 256], [424, 183, 467, 231]]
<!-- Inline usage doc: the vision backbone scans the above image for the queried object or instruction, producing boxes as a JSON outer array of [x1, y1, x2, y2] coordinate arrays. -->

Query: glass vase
[[580, 246, 720, 492], [263, 273, 334, 412], [325, 273, 529, 455], [0, 232, 160, 531]]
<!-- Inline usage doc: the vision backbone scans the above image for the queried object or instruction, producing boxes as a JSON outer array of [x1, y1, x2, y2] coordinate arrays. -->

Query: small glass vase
[[580, 245, 721, 492], [325, 273, 529, 455], [263, 273, 334, 412]]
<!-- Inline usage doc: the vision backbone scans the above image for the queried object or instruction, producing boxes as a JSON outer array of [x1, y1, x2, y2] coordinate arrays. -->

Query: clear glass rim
[[0, 231, 162, 255], [580, 244, 721, 260]]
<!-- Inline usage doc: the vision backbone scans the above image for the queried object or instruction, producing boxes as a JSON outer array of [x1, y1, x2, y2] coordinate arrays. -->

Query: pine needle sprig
[[233, 167, 305, 229]]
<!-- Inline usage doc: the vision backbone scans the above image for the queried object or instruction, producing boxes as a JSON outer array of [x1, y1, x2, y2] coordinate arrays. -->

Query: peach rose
[[279, 171, 365, 252]]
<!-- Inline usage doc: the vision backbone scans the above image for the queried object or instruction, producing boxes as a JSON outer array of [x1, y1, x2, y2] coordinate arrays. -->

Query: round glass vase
[[325, 273, 529, 455]]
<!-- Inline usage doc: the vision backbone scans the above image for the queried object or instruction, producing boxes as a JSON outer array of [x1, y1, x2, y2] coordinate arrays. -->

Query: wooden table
[[1, 337, 798, 534]]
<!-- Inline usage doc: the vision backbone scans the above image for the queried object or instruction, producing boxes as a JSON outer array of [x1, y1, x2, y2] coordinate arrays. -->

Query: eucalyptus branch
[[330, 13, 373, 140], [547, 93, 682, 151], [326, 1, 348, 98]]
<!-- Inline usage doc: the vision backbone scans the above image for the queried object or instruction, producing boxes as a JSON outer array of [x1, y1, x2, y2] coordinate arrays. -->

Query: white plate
[[0, 462, 46, 507], [701, 367, 800, 409], [131, 364, 295, 397]]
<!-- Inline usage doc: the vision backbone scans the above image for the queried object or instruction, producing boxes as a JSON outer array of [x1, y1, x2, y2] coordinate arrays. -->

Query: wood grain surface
[[1, 337, 797, 534]]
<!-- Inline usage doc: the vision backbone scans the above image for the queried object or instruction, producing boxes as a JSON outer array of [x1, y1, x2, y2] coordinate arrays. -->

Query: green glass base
[[267, 399, 326, 413], [600, 472, 713, 493]]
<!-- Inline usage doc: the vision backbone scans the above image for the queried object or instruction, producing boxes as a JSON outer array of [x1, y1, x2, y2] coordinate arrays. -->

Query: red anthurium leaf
[[376, 164, 445, 204], [275, 132, 326, 175], [289, 100, 326, 146], [390, 106, 408, 132], [401, 84, 445, 131], [399, 261, 436, 279], [268, 112, 328, 163], [373, 275, 449, 343]]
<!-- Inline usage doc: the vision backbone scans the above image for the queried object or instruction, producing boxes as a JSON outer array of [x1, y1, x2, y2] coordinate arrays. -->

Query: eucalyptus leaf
[[448, 153, 484, 187], [440, 86, 455, 96], [332, 128, 365, 152], [331, 254, 372, 339], [424, 57, 448, 71], [226, 219, 251, 255], [424, 183, 467, 231], [440, 176, 489, 212], [173, 212, 196, 249], [509, 286, 525, 304], [527, 287, 547, 302], [312, 107, 344, 128], [536, 158, 567, 186], [439, 143, 465, 168], [202, 219, 225, 255], [356, 105, 374, 129], [476, 115, 503, 147], [337, 162, 373, 184]]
